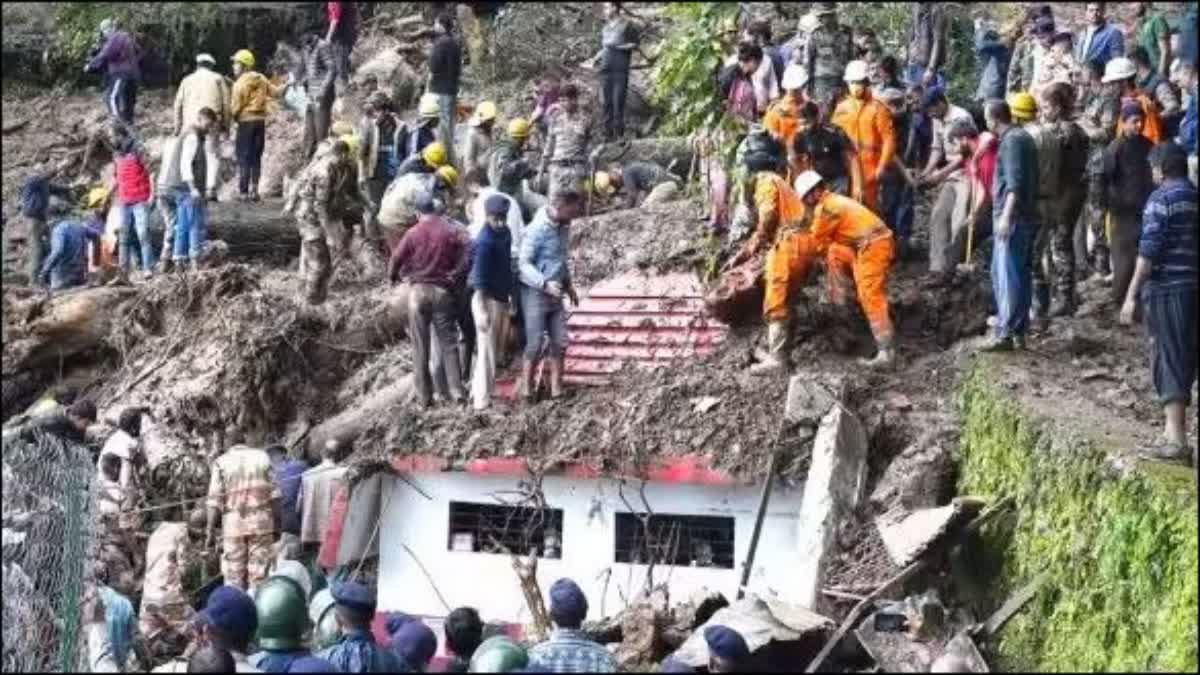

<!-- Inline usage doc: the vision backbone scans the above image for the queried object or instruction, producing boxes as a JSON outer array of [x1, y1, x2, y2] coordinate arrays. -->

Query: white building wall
[[377, 472, 803, 622]]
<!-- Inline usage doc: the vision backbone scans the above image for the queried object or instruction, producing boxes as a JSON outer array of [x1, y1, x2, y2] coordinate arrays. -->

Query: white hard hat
[[782, 64, 808, 91], [196, 53, 216, 66], [798, 13, 821, 33], [843, 60, 870, 83], [793, 170, 824, 198], [1101, 57, 1137, 83]]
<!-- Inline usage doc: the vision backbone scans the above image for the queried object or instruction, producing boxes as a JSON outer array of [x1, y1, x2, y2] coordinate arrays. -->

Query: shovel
[[956, 212, 977, 275]]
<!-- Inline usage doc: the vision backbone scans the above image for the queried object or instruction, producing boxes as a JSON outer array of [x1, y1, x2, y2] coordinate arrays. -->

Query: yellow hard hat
[[1007, 92, 1038, 119], [593, 171, 615, 196], [232, 49, 256, 69], [330, 120, 355, 137], [338, 134, 360, 158], [471, 101, 498, 126], [507, 118, 531, 139], [86, 186, 111, 209], [419, 93, 440, 118], [436, 164, 459, 187], [422, 142, 448, 167]]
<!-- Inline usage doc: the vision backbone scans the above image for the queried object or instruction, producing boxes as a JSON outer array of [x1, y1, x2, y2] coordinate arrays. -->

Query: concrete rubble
[[875, 498, 986, 567], [790, 373, 867, 610], [671, 595, 833, 668]]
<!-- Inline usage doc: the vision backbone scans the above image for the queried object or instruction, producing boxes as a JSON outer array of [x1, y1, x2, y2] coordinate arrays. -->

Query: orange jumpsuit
[[1134, 92, 1163, 145], [811, 193, 896, 344], [830, 92, 895, 214], [751, 172, 811, 322], [763, 96, 805, 178]]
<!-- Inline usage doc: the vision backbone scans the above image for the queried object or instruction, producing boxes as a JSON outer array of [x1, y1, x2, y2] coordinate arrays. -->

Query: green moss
[[957, 368, 1198, 672]]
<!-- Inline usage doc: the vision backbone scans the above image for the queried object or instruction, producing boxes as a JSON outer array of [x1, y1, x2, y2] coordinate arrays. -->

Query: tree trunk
[[598, 136, 694, 175], [206, 201, 301, 262], [303, 375, 415, 462], [2, 286, 140, 375]]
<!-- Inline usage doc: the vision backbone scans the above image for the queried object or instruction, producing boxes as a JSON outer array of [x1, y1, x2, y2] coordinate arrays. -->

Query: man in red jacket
[[388, 191, 471, 407], [112, 130, 155, 278]]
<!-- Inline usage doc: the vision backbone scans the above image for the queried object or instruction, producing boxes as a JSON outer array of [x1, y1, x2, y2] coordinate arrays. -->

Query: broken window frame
[[447, 500, 565, 559], [613, 512, 736, 569]]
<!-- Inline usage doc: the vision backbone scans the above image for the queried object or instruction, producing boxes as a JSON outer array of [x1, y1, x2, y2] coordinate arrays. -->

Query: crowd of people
[[7, 1, 1199, 672]]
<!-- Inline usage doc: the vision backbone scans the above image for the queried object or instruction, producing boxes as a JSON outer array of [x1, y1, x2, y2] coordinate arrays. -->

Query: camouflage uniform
[[139, 522, 195, 658], [1078, 88, 1120, 275], [804, 22, 853, 110], [207, 445, 280, 593], [1027, 119, 1066, 316], [540, 107, 594, 199], [1006, 38, 1035, 94], [95, 476, 141, 597], [287, 151, 368, 304]]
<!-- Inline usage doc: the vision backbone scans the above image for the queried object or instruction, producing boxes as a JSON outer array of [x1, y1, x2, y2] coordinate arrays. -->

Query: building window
[[448, 501, 564, 559], [614, 513, 736, 569]]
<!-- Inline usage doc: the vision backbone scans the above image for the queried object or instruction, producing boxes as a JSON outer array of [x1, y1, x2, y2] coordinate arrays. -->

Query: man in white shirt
[[917, 88, 978, 277]]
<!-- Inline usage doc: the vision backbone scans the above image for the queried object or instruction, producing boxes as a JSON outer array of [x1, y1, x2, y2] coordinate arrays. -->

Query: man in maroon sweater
[[388, 192, 471, 407]]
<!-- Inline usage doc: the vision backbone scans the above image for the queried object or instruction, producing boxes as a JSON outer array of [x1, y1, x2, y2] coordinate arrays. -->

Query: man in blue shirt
[[266, 445, 307, 557], [983, 98, 1039, 352], [974, 19, 1011, 103], [1075, 2, 1125, 74], [40, 210, 104, 292], [518, 190, 582, 401], [1119, 142, 1197, 465], [317, 581, 404, 673], [470, 194, 517, 411], [18, 170, 73, 284], [527, 578, 616, 673]]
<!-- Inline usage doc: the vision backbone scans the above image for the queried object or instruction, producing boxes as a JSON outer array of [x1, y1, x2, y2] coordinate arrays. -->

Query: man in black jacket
[[428, 13, 463, 167]]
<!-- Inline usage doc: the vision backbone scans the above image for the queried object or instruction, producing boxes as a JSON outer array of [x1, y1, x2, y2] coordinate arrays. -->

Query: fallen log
[[595, 136, 694, 174], [2, 286, 140, 375], [205, 201, 302, 262], [303, 375, 415, 462]]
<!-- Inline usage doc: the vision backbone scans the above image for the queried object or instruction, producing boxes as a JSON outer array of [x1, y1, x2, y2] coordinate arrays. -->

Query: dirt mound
[[570, 197, 710, 289]]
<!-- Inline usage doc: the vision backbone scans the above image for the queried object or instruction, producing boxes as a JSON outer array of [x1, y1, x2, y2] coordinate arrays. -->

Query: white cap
[[781, 64, 807, 91], [793, 170, 823, 198], [843, 60, 870, 83], [196, 53, 216, 66], [1101, 57, 1137, 83]]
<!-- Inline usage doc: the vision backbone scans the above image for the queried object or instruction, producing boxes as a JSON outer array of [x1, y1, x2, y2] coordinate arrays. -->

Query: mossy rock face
[[956, 358, 1197, 672]]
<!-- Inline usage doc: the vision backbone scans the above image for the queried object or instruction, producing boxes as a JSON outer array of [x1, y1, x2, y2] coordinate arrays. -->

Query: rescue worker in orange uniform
[[763, 64, 809, 179], [726, 157, 807, 274], [831, 60, 896, 214], [1101, 56, 1163, 145], [752, 170, 896, 373]]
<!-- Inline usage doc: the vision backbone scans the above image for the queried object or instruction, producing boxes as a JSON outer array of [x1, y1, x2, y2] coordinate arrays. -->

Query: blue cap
[[484, 193, 511, 217], [390, 619, 438, 667], [199, 586, 258, 641], [414, 189, 437, 214], [704, 625, 750, 662], [288, 656, 338, 673], [548, 578, 588, 627], [1121, 99, 1144, 121], [384, 612, 416, 637], [331, 580, 377, 614]]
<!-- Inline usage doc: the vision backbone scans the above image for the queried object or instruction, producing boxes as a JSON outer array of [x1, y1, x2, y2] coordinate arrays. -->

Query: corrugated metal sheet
[[565, 271, 728, 384], [495, 271, 728, 395]]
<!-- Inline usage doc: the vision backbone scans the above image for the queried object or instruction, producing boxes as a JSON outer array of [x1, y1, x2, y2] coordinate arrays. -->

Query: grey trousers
[[23, 215, 47, 284], [927, 175, 971, 273], [407, 282, 465, 406], [435, 93, 457, 168]]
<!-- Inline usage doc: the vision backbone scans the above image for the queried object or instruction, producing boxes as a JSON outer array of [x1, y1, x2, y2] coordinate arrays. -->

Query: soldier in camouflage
[[139, 510, 206, 659], [539, 84, 595, 200], [1076, 61, 1121, 278], [1029, 83, 1088, 318], [804, 2, 854, 113], [285, 138, 374, 305]]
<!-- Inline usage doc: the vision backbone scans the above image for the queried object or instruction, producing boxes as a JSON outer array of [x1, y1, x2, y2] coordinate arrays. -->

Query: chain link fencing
[[2, 428, 96, 673]]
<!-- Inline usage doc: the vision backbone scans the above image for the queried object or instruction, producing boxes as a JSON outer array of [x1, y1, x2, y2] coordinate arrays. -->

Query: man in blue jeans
[[983, 98, 1040, 352], [518, 190, 582, 401], [171, 108, 216, 271], [40, 208, 105, 292]]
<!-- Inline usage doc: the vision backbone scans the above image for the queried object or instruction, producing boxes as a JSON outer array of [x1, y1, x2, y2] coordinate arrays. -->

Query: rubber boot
[[520, 360, 535, 402], [548, 357, 564, 399], [860, 339, 895, 368], [1032, 282, 1051, 320], [249, 169, 261, 202], [749, 322, 790, 375]]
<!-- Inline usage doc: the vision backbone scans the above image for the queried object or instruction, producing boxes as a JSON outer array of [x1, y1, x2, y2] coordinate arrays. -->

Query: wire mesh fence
[[2, 428, 96, 673]]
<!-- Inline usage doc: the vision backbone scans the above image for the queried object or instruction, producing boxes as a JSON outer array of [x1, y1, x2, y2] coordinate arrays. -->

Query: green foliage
[[651, 2, 740, 137], [48, 2, 224, 85], [958, 366, 1199, 673]]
